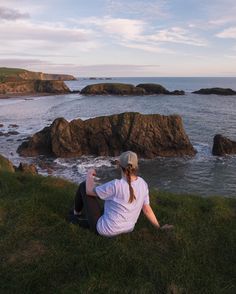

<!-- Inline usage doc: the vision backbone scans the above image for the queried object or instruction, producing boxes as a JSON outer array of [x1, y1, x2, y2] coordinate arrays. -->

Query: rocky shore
[[17, 112, 196, 158]]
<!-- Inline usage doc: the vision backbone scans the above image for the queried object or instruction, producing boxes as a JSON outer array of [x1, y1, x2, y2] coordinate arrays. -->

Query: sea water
[[0, 77, 236, 197]]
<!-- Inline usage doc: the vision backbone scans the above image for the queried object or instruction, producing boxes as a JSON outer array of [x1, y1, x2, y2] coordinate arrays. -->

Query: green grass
[[0, 171, 235, 294], [0, 67, 26, 82]]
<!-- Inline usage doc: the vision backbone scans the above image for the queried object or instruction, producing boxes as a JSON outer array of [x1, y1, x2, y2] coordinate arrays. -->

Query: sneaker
[[68, 209, 89, 228]]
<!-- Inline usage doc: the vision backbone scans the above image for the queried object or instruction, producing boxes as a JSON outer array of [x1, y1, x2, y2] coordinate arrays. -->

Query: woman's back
[[96, 177, 149, 237]]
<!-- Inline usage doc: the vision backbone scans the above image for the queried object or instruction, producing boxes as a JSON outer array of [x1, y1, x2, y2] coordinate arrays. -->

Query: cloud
[[79, 16, 145, 40], [105, 0, 169, 19], [0, 20, 91, 42], [0, 6, 30, 20], [150, 27, 207, 46], [216, 27, 236, 39], [76, 16, 207, 53]]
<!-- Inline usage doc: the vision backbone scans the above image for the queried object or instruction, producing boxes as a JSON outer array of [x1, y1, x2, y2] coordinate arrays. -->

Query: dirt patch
[[167, 283, 184, 294], [8, 240, 46, 264], [0, 207, 7, 224]]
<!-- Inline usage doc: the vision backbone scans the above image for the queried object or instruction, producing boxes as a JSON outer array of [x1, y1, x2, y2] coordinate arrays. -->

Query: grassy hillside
[[0, 171, 235, 293], [0, 67, 26, 82]]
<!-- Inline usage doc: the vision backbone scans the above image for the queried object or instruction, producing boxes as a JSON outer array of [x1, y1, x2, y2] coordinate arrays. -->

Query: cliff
[[0, 80, 71, 95], [17, 112, 196, 158]]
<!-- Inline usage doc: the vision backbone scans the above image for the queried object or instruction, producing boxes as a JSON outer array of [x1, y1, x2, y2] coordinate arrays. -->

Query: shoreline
[[0, 92, 80, 100]]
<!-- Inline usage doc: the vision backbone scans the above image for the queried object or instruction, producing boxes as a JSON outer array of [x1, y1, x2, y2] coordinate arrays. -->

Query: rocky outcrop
[[136, 84, 185, 95], [193, 88, 236, 95], [0, 154, 15, 172], [16, 162, 38, 175], [0, 154, 38, 174], [0, 80, 71, 95], [80, 83, 185, 96], [17, 112, 196, 158], [212, 134, 236, 156], [81, 83, 145, 95]]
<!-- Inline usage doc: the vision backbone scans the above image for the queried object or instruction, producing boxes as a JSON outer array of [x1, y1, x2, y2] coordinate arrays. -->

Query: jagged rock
[[16, 162, 38, 174], [8, 124, 19, 128], [212, 134, 236, 156], [0, 154, 15, 172], [80, 83, 145, 95], [193, 88, 236, 95], [17, 112, 196, 158], [0, 131, 19, 136]]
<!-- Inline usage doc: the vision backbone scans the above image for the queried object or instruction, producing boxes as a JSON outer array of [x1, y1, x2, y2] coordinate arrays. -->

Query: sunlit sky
[[1, 0, 236, 77]]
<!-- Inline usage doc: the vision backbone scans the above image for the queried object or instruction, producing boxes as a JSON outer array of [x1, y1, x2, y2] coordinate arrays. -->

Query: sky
[[1, 0, 236, 77]]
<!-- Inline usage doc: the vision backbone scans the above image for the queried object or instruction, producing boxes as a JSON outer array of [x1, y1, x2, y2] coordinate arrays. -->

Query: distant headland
[[0, 67, 76, 98]]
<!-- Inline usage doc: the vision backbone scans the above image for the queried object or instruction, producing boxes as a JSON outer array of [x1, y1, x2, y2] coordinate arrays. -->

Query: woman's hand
[[87, 168, 96, 177], [86, 168, 97, 196], [160, 224, 174, 230]]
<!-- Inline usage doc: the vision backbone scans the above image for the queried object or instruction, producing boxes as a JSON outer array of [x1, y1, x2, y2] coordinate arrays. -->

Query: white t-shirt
[[95, 177, 150, 237]]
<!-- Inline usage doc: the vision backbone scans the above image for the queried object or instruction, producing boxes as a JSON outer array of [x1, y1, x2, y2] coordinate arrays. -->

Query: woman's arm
[[142, 204, 160, 229], [142, 204, 174, 230], [86, 169, 97, 196]]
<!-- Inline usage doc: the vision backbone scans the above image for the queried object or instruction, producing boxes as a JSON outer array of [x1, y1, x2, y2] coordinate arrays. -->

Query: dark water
[[0, 77, 236, 197]]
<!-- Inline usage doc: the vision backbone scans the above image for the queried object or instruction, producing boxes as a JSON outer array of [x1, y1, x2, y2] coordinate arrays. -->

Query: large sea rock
[[136, 84, 185, 95], [212, 134, 236, 156], [80, 83, 185, 96], [80, 83, 145, 95], [17, 112, 196, 158], [0, 80, 71, 95], [193, 88, 236, 95]]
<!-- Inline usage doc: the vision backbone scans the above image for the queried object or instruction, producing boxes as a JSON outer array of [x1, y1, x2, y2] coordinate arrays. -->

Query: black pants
[[74, 181, 103, 233]]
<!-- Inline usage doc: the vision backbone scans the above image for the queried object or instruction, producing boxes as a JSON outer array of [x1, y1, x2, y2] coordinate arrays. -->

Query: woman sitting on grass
[[72, 151, 173, 237]]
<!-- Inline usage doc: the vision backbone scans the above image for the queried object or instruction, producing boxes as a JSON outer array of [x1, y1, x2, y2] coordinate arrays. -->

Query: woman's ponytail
[[125, 165, 136, 203]]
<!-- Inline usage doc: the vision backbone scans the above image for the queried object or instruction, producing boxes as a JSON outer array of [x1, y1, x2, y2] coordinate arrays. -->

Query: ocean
[[0, 77, 236, 197]]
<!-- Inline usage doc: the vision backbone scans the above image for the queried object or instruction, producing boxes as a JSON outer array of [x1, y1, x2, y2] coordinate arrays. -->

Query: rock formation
[[212, 134, 236, 156], [0, 80, 71, 95], [193, 88, 236, 95], [17, 112, 196, 158], [136, 84, 185, 95], [81, 83, 145, 95], [80, 83, 185, 96]]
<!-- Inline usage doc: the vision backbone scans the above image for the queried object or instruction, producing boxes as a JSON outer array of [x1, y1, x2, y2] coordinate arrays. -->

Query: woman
[[73, 151, 173, 237]]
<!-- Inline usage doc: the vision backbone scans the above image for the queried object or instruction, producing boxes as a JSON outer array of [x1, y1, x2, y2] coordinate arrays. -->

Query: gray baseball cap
[[119, 151, 138, 169]]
